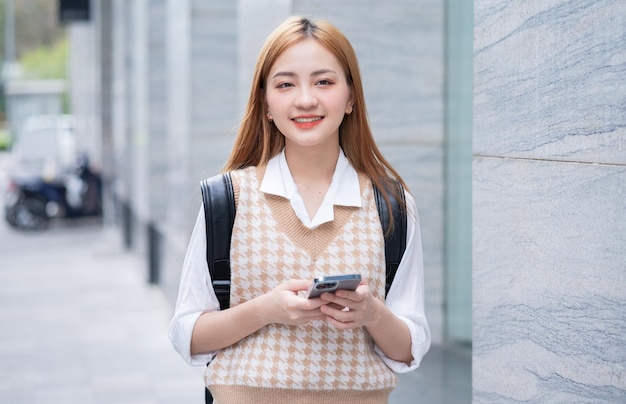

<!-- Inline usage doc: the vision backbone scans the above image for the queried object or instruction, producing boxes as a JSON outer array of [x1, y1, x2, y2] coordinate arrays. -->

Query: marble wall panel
[[474, 0, 626, 165], [473, 157, 626, 402]]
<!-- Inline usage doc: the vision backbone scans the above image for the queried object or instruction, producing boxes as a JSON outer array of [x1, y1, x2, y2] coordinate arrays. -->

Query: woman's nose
[[294, 87, 318, 109]]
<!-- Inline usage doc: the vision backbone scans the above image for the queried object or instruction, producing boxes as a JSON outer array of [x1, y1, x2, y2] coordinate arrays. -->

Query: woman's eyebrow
[[271, 69, 338, 79], [311, 68, 337, 76], [271, 71, 295, 79]]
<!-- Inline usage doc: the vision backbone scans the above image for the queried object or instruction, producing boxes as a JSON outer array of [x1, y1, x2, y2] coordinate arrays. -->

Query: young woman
[[169, 16, 430, 404]]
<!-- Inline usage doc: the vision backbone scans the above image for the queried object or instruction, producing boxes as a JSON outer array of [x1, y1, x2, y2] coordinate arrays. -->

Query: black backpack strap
[[200, 173, 236, 404], [200, 172, 236, 311], [373, 178, 407, 297]]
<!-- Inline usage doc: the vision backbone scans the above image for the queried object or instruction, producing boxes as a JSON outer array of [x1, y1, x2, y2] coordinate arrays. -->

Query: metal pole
[[3, 0, 16, 80]]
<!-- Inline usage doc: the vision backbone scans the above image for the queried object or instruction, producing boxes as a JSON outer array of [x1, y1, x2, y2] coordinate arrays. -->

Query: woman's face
[[265, 38, 353, 151]]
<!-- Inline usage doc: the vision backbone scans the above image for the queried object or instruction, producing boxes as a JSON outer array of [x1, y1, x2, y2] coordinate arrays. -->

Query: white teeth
[[294, 117, 322, 123]]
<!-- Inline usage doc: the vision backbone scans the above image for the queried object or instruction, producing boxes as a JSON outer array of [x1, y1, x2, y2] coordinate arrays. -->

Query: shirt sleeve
[[374, 191, 432, 373], [168, 207, 221, 366]]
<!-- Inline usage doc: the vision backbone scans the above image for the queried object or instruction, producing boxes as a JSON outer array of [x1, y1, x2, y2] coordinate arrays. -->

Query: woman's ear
[[345, 90, 354, 115], [263, 99, 272, 121], [345, 100, 354, 115]]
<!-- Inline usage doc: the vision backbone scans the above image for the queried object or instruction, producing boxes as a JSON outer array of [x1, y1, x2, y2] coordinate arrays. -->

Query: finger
[[301, 310, 325, 320], [321, 293, 354, 310], [325, 315, 357, 330], [337, 286, 367, 301], [321, 304, 352, 322], [326, 302, 346, 311], [283, 279, 312, 292], [302, 298, 328, 310]]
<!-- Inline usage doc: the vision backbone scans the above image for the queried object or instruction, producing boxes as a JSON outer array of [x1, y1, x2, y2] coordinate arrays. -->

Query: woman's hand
[[318, 283, 383, 330], [192, 279, 325, 355], [258, 279, 327, 326], [318, 281, 413, 364]]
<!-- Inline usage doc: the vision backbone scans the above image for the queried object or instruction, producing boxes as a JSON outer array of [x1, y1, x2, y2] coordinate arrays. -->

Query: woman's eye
[[276, 82, 293, 89], [317, 79, 333, 86]]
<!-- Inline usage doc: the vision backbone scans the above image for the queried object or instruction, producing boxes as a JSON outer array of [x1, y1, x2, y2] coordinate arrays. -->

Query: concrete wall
[[472, 0, 626, 402]]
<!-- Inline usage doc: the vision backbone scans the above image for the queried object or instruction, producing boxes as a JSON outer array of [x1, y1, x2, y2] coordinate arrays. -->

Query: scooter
[[4, 159, 102, 230]]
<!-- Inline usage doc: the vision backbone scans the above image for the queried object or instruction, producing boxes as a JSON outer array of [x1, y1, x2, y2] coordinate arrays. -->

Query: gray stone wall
[[147, 0, 168, 222], [473, 0, 626, 402]]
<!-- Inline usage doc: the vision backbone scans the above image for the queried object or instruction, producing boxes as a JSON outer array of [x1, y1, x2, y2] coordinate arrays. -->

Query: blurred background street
[[0, 150, 205, 403]]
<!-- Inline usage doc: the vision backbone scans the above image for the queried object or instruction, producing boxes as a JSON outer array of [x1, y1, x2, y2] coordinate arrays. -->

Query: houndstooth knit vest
[[204, 166, 397, 404]]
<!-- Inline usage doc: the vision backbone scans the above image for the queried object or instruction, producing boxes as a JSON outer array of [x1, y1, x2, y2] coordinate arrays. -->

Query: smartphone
[[307, 274, 362, 299]]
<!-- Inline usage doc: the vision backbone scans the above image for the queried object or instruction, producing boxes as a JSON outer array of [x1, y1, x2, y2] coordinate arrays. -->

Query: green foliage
[[19, 37, 68, 79], [0, 128, 11, 150], [15, 0, 66, 58], [0, 0, 68, 120]]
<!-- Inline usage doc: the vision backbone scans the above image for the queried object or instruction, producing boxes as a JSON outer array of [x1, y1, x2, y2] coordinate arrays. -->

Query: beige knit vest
[[204, 166, 397, 404]]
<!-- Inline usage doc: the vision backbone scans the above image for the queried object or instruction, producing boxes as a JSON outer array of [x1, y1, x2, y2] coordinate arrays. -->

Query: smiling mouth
[[293, 117, 323, 123]]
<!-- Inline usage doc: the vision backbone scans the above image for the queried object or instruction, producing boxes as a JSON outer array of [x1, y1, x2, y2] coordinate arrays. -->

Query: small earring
[[267, 113, 273, 122]]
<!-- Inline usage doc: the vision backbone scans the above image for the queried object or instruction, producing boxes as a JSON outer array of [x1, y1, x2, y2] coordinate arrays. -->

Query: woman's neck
[[284, 144, 340, 220], [284, 144, 340, 183]]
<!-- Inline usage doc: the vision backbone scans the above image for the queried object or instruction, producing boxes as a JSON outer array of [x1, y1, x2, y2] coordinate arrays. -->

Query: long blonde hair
[[224, 16, 407, 226]]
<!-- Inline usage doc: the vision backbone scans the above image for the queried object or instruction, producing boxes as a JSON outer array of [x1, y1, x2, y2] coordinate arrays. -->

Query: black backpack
[[200, 172, 407, 403]]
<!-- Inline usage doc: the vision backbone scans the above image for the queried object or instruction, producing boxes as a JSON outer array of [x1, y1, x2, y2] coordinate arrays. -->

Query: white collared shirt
[[168, 150, 431, 373]]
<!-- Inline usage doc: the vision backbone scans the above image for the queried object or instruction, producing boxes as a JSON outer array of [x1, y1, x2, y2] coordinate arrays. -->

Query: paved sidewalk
[[0, 222, 204, 404]]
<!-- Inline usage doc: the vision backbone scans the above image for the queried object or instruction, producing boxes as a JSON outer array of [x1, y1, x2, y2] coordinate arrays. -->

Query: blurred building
[[68, 0, 625, 402], [4, 79, 66, 139]]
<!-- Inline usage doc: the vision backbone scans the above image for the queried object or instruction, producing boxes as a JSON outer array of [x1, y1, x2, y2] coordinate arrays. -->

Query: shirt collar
[[260, 149, 362, 228]]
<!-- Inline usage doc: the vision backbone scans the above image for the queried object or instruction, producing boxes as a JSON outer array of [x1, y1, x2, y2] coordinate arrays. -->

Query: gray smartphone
[[307, 274, 362, 299]]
